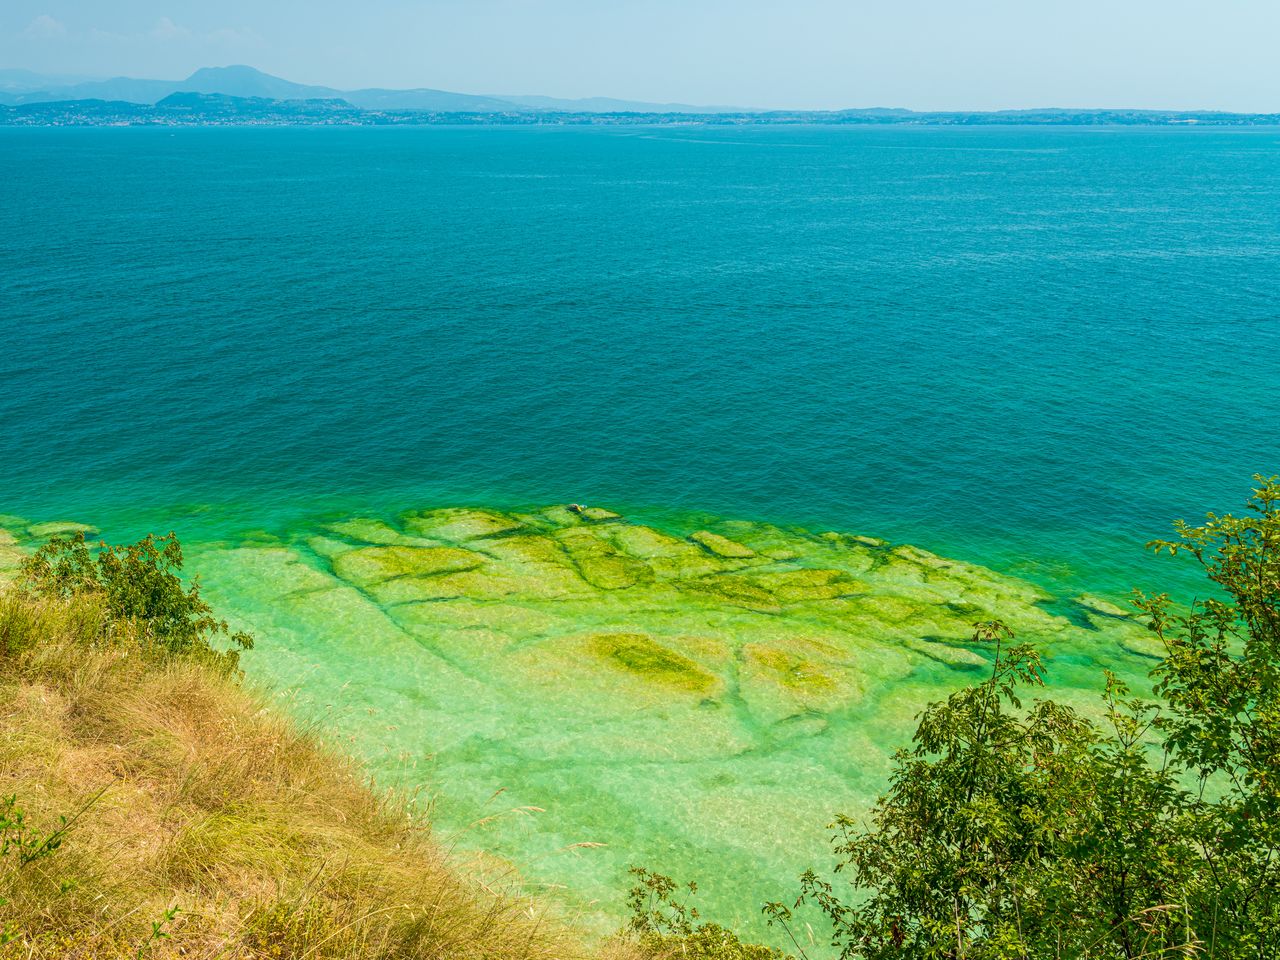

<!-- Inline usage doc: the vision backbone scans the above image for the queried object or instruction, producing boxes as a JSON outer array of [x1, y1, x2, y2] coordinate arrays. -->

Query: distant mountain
[[184, 67, 529, 111], [0, 68, 101, 93], [0, 65, 739, 113], [179, 65, 343, 101], [1, 75, 176, 104]]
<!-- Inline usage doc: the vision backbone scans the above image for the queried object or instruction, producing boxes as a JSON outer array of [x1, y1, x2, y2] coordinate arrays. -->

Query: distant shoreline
[[4, 92, 1279, 127]]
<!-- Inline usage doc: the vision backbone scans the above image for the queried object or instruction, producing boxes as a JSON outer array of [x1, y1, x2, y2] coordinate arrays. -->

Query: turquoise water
[[4, 124, 1280, 942], [4, 125, 1279, 593]]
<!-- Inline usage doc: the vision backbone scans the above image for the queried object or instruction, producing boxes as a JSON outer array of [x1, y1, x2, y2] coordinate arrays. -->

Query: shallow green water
[[0, 502, 1165, 943]]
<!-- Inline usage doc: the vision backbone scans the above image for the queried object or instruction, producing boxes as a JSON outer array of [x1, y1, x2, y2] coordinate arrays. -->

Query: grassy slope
[[0, 591, 640, 959]]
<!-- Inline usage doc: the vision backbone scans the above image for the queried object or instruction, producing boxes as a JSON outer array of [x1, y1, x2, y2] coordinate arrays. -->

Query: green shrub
[[624, 867, 790, 960], [777, 477, 1280, 959], [18, 531, 251, 671]]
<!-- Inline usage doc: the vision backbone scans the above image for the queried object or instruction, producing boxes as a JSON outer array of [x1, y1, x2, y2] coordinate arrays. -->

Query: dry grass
[[0, 591, 646, 960]]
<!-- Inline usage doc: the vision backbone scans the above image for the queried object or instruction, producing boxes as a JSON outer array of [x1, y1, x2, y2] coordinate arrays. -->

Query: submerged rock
[[607, 525, 721, 579], [1118, 632, 1166, 659], [1076, 593, 1136, 619], [677, 575, 781, 613], [324, 518, 430, 546], [748, 568, 864, 604], [556, 527, 653, 590], [738, 638, 863, 725], [27, 520, 98, 541], [331, 545, 486, 586], [402, 508, 525, 542], [904, 637, 989, 669], [688, 530, 756, 559]]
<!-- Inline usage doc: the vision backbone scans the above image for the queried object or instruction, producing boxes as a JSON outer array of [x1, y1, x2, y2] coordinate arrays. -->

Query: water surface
[[3, 123, 1279, 942]]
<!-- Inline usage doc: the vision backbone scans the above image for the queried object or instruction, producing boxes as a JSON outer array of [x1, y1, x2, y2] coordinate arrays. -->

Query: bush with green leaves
[[1138, 474, 1280, 956], [18, 531, 252, 671], [770, 476, 1280, 959], [626, 867, 792, 960]]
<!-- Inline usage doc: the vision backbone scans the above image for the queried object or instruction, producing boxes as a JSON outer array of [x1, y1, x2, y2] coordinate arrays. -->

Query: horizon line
[[2, 63, 1276, 116]]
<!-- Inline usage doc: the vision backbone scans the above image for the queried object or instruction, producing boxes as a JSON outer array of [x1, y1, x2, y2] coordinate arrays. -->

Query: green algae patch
[[689, 530, 756, 559], [945, 600, 989, 618], [738, 638, 863, 724], [749, 568, 864, 604], [588, 632, 719, 694], [676, 574, 781, 613], [331, 545, 485, 585], [745, 644, 837, 692]]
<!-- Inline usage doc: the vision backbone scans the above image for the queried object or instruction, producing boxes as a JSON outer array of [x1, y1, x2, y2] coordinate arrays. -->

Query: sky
[[3, 0, 1279, 111]]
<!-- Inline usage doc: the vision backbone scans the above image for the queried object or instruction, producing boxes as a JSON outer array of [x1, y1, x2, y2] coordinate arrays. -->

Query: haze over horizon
[[3, 1, 1279, 112]]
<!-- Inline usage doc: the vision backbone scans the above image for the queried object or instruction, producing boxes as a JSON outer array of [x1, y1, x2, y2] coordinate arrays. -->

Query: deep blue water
[[3, 124, 1279, 597]]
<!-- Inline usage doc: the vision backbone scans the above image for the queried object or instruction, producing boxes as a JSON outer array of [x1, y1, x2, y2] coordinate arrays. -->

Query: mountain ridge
[[0, 63, 754, 113]]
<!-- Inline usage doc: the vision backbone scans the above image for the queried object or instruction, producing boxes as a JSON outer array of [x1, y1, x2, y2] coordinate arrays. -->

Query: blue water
[[4, 124, 1280, 597]]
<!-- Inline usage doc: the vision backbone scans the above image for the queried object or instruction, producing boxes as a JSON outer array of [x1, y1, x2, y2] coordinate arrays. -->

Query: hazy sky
[[4, 1, 1278, 111]]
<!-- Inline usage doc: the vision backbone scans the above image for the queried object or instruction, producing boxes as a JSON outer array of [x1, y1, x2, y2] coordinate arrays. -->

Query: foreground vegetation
[[3, 476, 1278, 959], [762, 476, 1280, 958], [0, 534, 649, 958]]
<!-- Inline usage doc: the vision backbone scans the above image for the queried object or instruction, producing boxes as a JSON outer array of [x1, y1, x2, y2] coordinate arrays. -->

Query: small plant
[[625, 866, 791, 960], [135, 906, 180, 959], [20, 531, 252, 670], [0, 793, 99, 948], [2, 795, 70, 868]]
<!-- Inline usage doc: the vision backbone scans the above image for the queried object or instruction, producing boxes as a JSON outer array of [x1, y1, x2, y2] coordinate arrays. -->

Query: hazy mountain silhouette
[[180, 65, 341, 100], [0, 64, 750, 112], [2, 74, 176, 104], [0, 67, 100, 92]]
